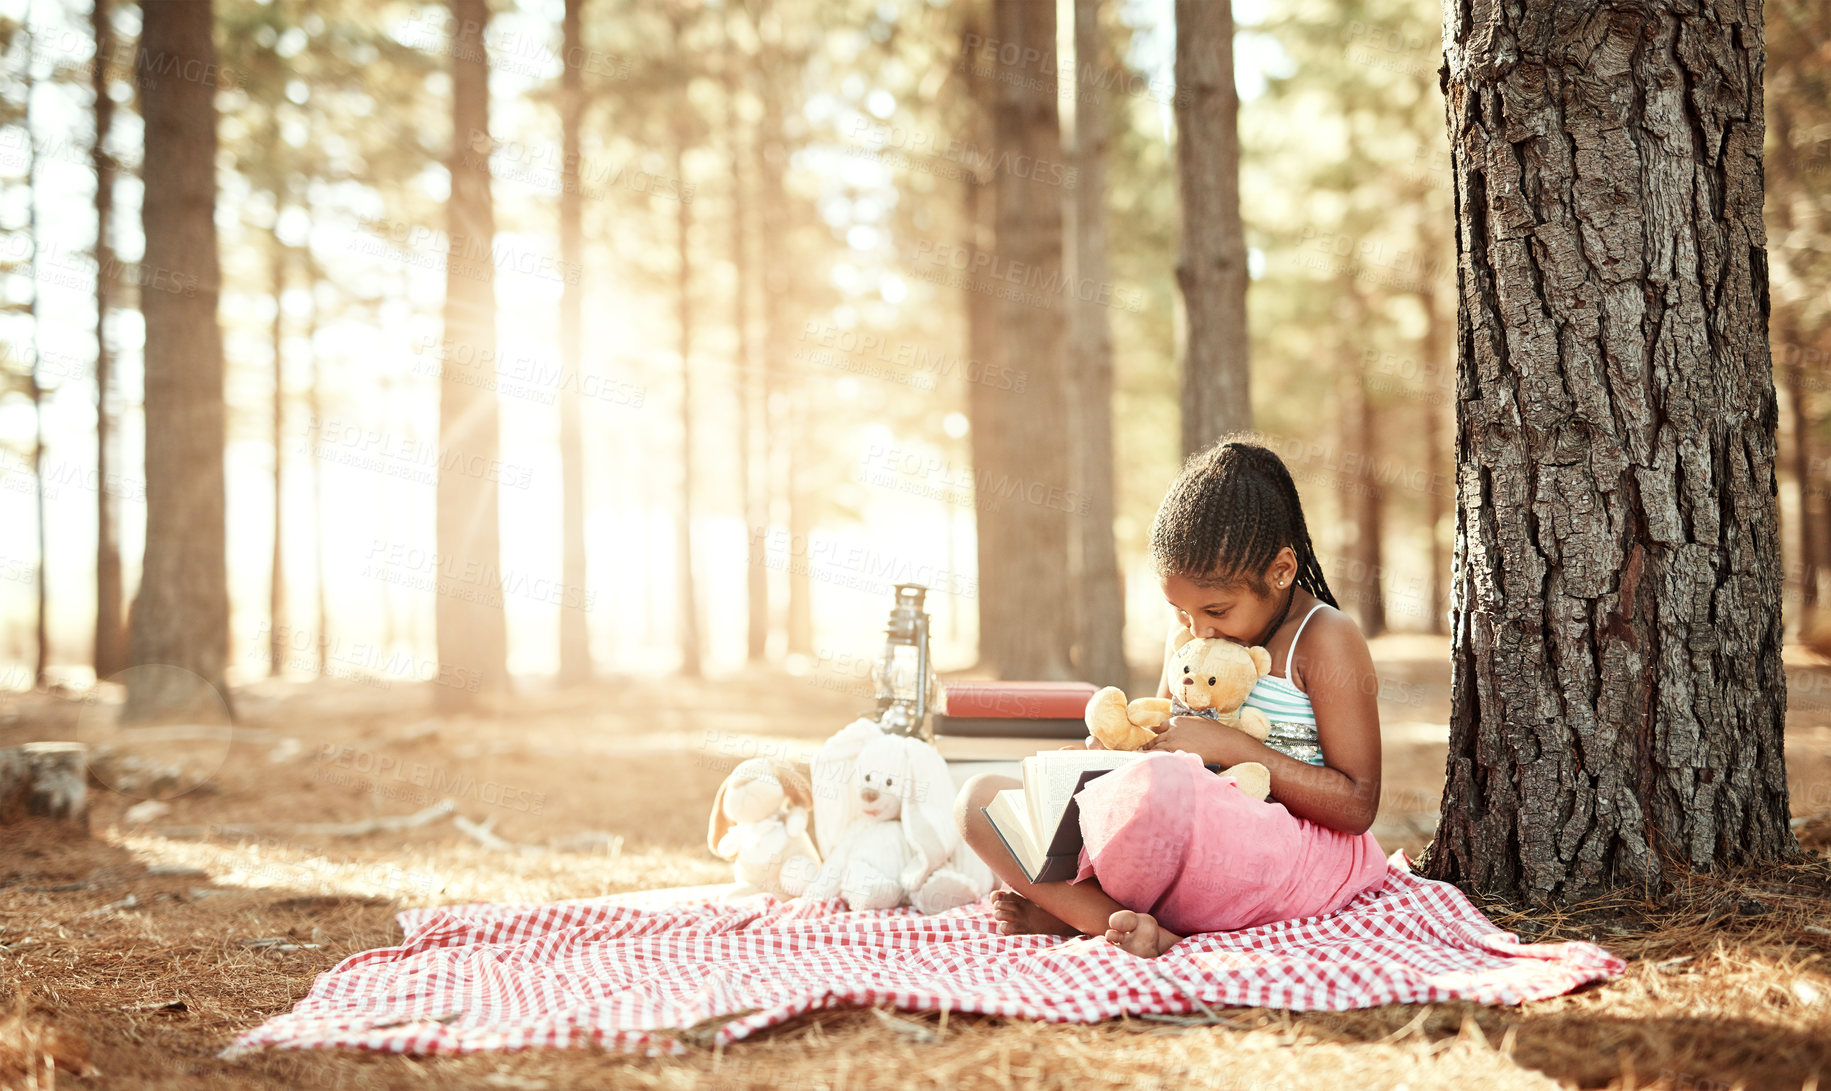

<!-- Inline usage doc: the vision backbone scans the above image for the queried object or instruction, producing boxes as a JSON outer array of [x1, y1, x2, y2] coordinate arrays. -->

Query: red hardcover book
[[937, 681, 1099, 720]]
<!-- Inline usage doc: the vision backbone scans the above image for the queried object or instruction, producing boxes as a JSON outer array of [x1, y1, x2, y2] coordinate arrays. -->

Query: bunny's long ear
[[811, 718, 881, 857], [707, 772, 733, 857], [772, 758, 815, 812], [895, 739, 960, 887]]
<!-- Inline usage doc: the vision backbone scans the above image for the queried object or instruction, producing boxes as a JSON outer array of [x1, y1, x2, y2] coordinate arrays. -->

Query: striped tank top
[[1173, 601, 1327, 767]]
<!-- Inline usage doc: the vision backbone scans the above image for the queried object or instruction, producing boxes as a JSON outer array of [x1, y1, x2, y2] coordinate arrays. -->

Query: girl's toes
[[1108, 909, 1139, 934]]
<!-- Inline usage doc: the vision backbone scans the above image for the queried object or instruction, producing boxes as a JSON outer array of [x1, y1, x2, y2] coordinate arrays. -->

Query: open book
[[980, 750, 1149, 884]]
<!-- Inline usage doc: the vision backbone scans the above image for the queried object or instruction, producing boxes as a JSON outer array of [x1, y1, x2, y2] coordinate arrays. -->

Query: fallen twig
[[453, 813, 547, 856], [150, 799, 455, 840]]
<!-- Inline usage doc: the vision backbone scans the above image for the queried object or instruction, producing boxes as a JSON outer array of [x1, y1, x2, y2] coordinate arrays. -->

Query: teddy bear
[[1083, 627, 1274, 800], [707, 757, 824, 900], [802, 718, 993, 914]]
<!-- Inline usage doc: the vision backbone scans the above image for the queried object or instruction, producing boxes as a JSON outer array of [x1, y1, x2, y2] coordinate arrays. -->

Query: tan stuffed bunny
[[1083, 627, 1274, 800], [707, 757, 823, 899]]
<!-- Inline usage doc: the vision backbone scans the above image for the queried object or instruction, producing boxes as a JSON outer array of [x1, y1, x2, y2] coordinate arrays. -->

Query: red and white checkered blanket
[[223, 853, 1623, 1058]]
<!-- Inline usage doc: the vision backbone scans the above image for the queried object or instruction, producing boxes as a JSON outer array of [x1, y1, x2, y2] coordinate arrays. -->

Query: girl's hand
[[1144, 716, 1253, 767]]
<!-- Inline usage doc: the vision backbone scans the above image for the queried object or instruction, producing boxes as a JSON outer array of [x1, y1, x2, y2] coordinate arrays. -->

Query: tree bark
[[1068, 0, 1127, 690], [92, 0, 126, 682], [556, 0, 593, 685], [434, 0, 509, 710], [976, 0, 1072, 679], [1422, 0, 1795, 902], [1173, 0, 1250, 454], [127, 0, 232, 721]]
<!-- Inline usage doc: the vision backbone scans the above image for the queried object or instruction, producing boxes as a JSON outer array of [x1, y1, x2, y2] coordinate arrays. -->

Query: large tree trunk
[[975, 0, 1072, 679], [1422, 0, 1795, 902], [127, 0, 231, 721], [1068, 0, 1126, 690], [556, 0, 593, 685], [434, 0, 509, 710], [1173, 0, 1249, 454], [92, 0, 126, 681], [724, 12, 768, 665]]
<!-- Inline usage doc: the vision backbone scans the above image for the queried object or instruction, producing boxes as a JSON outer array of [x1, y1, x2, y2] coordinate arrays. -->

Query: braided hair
[[1149, 437, 1339, 607]]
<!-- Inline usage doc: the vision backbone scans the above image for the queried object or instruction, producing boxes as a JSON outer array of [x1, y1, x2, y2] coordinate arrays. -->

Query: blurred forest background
[[0, 0, 1825, 706]]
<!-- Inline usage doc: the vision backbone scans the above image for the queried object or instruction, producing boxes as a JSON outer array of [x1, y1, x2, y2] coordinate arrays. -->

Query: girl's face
[[1161, 546, 1300, 646]]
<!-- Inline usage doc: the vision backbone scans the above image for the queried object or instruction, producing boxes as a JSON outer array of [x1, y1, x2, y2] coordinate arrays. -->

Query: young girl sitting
[[952, 438, 1388, 958]]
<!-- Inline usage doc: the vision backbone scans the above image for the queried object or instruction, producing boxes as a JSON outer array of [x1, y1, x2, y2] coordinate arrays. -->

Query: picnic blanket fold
[[222, 853, 1623, 1059]]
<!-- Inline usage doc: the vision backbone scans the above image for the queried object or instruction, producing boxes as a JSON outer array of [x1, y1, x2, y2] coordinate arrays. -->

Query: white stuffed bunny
[[802, 718, 994, 913], [707, 757, 822, 899]]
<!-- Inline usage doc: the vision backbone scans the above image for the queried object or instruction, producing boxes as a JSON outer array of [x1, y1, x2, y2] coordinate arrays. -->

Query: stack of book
[[931, 681, 1097, 773]]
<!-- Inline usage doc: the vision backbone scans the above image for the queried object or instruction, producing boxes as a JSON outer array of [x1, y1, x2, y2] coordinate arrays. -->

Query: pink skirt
[[1070, 750, 1387, 935]]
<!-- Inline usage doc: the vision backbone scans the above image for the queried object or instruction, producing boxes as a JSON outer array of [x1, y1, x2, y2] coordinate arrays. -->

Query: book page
[[985, 788, 1042, 877], [1023, 751, 1143, 836]]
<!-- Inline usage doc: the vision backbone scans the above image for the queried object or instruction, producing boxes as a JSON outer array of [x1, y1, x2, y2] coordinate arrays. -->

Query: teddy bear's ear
[[1249, 645, 1272, 676], [1170, 626, 1198, 652]]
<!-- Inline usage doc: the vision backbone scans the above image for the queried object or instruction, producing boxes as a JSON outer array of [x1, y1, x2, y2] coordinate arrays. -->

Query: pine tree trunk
[[670, 7, 704, 679], [92, 0, 126, 681], [977, 0, 1072, 679], [1784, 311, 1817, 610], [1422, 0, 1795, 902], [127, 0, 232, 721], [1768, 101, 1817, 612], [1421, 281, 1450, 634], [25, 42, 47, 689], [556, 0, 593, 685], [268, 234, 286, 676], [1173, 0, 1249, 454], [752, 10, 796, 660], [1069, 0, 1126, 689], [960, 9, 1004, 673], [724, 18, 768, 665], [434, 0, 508, 710], [674, 123, 703, 679], [305, 251, 328, 676]]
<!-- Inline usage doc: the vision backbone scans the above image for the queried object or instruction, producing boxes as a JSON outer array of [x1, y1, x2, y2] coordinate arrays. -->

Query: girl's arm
[[1146, 611, 1382, 834]]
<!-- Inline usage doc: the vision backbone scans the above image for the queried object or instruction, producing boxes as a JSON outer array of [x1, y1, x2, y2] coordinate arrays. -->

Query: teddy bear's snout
[[860, 788, 879, 803]]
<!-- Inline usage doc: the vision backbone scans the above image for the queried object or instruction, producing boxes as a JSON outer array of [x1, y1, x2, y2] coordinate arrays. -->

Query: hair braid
[[1149, 436, 1339, 608]]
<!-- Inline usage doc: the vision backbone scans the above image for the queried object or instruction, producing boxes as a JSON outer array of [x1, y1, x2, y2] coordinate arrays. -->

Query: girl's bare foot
[[1104, 909, 1183, 958], [989, 890, 1082, 937]]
